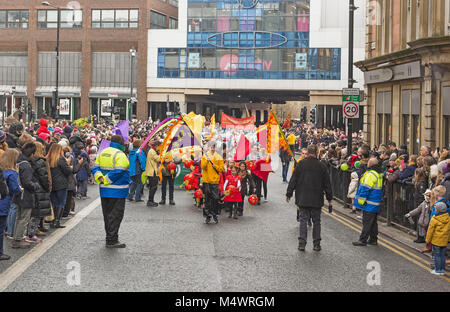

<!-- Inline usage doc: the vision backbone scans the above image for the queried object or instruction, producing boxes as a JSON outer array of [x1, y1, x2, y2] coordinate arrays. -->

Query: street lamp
[[42, 1, 60, 121], [129, 47, 136, 120]]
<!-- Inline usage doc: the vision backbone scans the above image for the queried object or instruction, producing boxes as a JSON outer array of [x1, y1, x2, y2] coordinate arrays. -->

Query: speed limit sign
[[343, 102, 359, 118], [342, 88, 360, 119]]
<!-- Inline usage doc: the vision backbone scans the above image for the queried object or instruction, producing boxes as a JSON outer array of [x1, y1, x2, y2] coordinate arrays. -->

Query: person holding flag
[[201, 141, 224, 224]]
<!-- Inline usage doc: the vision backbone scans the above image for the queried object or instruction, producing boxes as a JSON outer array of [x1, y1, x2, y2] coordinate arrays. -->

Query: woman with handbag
[[47, 144, 73, 228]]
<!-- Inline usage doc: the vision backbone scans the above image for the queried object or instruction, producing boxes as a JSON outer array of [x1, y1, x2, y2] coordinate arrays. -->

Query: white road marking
[[0, 197, 101, 292]]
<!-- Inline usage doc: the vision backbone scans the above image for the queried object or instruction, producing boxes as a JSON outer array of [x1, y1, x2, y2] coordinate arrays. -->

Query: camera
[[65, 152, 70, 158]]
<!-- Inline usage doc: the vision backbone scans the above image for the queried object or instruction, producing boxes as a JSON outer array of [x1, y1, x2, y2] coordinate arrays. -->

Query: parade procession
[[0, 0, 449, 299]]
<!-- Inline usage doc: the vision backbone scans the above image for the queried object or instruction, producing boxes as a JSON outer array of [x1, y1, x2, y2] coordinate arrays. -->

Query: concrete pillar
[[28, 40, 37, 115], [423, 65, 436, 148], [81, 40, 91, 118]]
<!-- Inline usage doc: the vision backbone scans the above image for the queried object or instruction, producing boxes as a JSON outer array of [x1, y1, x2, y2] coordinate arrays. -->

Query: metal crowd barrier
[[327, 163, 416, 231]]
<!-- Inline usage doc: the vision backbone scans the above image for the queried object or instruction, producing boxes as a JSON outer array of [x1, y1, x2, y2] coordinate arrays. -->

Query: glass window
[[38, 10, 82, 29], [169, 0, 178, 7], [92, 10, 100, 22], [0, 10, 28, 29], [188, 3, 203, 17], [150, 10, 166, 29], [0, 11, 5, 28], [164, 49, 179, 69], [91, 9, 138, 29], [202, 49, 216, 71], [169, 17, 178, 29]]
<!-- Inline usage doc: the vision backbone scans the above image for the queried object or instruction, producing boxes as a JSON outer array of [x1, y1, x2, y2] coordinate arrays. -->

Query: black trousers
[[101, 197, 125, 245], [203, 183, 219, 217], [147, 176, 159, 203], [359, 211, 378, 243], [252, 174, 263, 201], [298, 207, 321, 247], [62, 191, 75, 218], [161, 176, 174, 201]]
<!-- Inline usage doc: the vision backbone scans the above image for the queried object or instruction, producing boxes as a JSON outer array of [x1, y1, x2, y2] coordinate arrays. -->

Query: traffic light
[[310, 107, 316, 124], [300, 107, 307, 122]]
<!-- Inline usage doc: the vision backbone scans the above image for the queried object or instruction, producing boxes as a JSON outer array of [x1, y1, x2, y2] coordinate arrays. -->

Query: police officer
[[352, 158, 384, 246], [93, 135, 130, 248]]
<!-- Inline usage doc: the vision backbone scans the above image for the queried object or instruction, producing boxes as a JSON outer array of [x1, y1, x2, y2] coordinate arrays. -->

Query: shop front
[[89, 89, 136, 121], [35, 88, 81, 121], [0, 86, 27, 120]]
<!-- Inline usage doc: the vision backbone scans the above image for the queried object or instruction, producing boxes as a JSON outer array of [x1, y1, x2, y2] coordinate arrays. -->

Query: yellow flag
[[210, 114, 215, 136]]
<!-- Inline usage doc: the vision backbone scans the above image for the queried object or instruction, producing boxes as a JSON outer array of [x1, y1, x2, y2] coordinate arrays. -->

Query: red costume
[[223, 175, 242, 202], [37, 119, 50, 136]]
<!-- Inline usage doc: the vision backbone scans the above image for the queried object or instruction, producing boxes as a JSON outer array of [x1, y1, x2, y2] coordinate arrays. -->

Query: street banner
[[220, 112, 255, 130]]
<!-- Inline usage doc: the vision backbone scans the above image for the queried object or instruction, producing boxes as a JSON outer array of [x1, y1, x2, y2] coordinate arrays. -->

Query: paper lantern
[[168, 162, 176, 175], [227, 185, 237, 194], [194, 189, 203, 203], [248, 195, 258, 205], [184, 160, 194, 169], [194, 189, 203, 199], [248, 161, 256, 171]]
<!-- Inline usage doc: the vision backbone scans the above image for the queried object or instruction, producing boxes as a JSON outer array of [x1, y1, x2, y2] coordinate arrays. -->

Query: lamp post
[[42, 2, 60, 121], [347, 0, 357, 157], [129, 47, 136, 120]]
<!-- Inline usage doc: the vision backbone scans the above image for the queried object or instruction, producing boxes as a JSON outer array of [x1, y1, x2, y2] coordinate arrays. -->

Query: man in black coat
[[6, 122, 24, 149], [286, 144, 333, 252]]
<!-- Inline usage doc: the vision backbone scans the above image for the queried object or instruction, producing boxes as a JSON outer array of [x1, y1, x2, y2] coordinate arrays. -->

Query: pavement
[[1, 169, 449, 292]]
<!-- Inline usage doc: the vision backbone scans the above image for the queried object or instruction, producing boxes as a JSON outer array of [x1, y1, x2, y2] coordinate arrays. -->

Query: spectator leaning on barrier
[[406, 188, 432, 244], [398, 154, 418, 183], [439, 162, 450, 201], [352, 158, 384, 247]]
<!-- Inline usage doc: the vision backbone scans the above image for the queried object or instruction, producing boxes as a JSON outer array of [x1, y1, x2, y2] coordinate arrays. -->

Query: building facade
[[356, 0, 450, 152], [0, 0, 178, 121], [148, 0, 366, 126]]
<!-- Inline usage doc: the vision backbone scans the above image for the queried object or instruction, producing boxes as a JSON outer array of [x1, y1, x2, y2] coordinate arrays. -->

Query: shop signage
[[364, 61, 422, 84]]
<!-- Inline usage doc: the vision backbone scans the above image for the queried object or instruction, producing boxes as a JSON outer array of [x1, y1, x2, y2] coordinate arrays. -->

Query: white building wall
[[148, 0, 366, 91]]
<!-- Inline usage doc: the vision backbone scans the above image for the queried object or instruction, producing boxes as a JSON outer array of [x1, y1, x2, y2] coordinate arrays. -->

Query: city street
[[1, 167, 449, 292]]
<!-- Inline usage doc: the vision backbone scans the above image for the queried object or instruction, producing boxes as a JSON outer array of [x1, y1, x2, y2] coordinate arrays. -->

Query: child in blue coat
[[0, 150, 22, 260]]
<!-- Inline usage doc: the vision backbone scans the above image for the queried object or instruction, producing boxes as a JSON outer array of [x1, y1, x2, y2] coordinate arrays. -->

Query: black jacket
[[50, 156, 73, 191], [286, 156, 333, 208], [0, 168, 7, 200], [30, 156, 51, 217], [440, 173, 450, 202], [239, 170, 255, 196], [15, 154, 40, 209], [6, 133, 19, 149], [280, 149, 292, 164]]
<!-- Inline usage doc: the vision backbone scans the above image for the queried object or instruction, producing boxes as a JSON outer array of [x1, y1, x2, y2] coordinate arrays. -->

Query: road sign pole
[[347, 0, 355, 158]]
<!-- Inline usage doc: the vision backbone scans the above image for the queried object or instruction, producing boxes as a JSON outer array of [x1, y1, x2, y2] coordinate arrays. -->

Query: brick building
[[0, 0, 178, 121]]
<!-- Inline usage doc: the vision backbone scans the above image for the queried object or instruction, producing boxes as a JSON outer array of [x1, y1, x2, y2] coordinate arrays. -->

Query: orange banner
[[220, 113, 255, 130]]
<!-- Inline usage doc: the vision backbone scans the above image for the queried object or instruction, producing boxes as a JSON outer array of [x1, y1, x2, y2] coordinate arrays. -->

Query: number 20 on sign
[[342, 88, 360, 119]]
